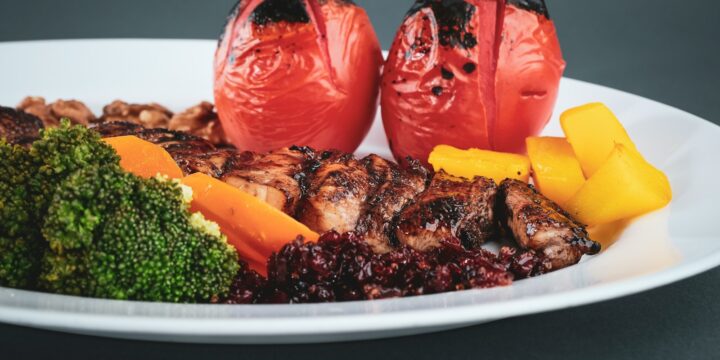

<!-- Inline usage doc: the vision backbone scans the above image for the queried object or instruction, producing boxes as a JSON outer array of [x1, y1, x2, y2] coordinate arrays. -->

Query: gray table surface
[[1, 0, 719, 358]]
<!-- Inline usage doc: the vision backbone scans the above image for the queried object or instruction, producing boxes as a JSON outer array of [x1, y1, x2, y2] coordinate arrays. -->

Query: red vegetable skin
[[214, 0, 383, 153], [382, 0, 505, 165], [495, 1, 565, 153], [382, 0, 565, 163]]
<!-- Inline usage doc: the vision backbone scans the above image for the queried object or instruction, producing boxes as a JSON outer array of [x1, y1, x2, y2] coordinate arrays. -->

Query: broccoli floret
[[1, 120, 118, 288], [40, 166, 240, 302], [0, 141, 43, 288], [28, 120, 119, 221], [2, 122, 238, 301]]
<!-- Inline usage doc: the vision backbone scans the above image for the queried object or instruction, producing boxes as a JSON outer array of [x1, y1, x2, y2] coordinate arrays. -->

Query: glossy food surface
[[382, 0, 504, 165], [495, 2, 565, 153], [382, 0, 565, 162], [0, 39, 715, 345], [215, 0, 383, 153]]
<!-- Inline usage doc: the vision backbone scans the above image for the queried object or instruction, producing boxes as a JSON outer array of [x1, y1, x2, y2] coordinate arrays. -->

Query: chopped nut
[[17, 96, 96, 127], [17, 96, 56, 127], [100, 100, 172, 128], [49, 99, 96, 126], [168, 102, 231, 146]]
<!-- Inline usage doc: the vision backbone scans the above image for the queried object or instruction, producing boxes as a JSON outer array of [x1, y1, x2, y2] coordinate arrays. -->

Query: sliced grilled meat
[[93, 121, 222, 176], [299, 151, 373, 234], [0, 106, 44, 146], [134, 128, 216, 154], [172, 149, 238, 177], [396, 172, 497, 251], [90, 121, 145, 138], [498, 179, 601, 270], [222, 147, 312, 215], [356, 155, 428, 253]]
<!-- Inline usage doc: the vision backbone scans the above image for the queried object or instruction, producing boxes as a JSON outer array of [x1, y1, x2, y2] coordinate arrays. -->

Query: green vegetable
[[1, 120, 239, 302], [0, 141, 43, 288], [39, 166, 239, 302], [28, 120, 120, 222], [1, 120, 119, 288]]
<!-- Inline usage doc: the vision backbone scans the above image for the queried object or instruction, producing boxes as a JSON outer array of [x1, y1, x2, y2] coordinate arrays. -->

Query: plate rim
[[1, 39, 719, 342]]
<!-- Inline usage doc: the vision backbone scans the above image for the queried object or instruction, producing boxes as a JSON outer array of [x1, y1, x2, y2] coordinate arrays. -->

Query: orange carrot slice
[[104, 135, 184, 179], [181, 173, 319, 276]]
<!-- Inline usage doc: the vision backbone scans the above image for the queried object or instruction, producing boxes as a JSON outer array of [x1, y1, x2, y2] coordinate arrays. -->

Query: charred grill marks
[[356, 155, 428, 253], [407, 0, 478, 49], [498, 179, 600, 270], [222, 148, 311, 215], [396, 172, 497, 251], [250, 0, 310, 26], [1, 101, 601, 272], [299, 151, 372, 234], [0, 106, 44, 146], [506, 0, 550, 19]]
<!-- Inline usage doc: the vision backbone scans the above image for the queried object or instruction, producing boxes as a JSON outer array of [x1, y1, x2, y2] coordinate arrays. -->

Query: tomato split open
[[381, 0, 565, 164], [215, 0, 383, 153]]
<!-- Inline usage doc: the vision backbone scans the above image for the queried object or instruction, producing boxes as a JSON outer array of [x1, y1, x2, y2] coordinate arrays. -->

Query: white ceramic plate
[[0, 39, 718, 344]]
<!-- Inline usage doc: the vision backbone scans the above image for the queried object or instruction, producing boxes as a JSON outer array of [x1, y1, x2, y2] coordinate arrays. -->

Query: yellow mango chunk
[[526, 137, 585, 206], [565, 144, 672, 226], [560, 103, 638, 177], [428, 144, 531, 183]]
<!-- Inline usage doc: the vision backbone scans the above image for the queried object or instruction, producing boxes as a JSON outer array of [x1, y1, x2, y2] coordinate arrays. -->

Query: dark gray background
[[1, 0, 719, 359]]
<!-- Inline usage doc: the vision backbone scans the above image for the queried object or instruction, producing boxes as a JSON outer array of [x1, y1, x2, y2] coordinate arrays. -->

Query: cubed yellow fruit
[[560, 102, 638, 177], [428, 144, 531, 183], [565, 144, 672, 226], [526, 137, 585, 206]]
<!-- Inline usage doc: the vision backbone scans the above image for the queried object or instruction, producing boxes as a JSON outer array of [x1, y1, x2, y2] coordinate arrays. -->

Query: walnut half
[[100, 100, 172, 129], [168, 101, 231, 146], [17, 96, 96, 127]]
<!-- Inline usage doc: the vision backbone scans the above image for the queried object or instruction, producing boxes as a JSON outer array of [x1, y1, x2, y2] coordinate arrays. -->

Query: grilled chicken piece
[[222, 147, 313, 215], [134, 128, 216, 155], [173, 149, 237, 178], [356, 155, 428, 253], [92, 121, 228, 177], [396, 172, 497, 251], [299, 151, 373, 234], [0, 106, 44, 146], [90, 121, 145, 138], [498, 179, 601, 270]]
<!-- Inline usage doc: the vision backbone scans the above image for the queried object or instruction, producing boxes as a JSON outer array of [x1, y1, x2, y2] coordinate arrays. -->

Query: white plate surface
[[0, 39, 718, 344]]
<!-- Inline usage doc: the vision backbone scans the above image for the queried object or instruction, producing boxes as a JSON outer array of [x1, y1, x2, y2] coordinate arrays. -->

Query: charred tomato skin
[[495, 1, 565, 153], [381, 0, 505, 165], [215, 0, 383, 153], [381, 0, 565, 163]]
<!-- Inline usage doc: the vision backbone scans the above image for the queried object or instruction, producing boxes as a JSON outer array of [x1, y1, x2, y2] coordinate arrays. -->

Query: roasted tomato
[[215, 0, 383, 153], [495, 0, 565, 153], [381, 0, 565, 163]]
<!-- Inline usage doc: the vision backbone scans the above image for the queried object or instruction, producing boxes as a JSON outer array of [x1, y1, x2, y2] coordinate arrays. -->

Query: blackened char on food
[[0, 106, 44, 146], [90, 121, 145, 138], [355, 155, 428, 253], [497, 179, 600, 270], [1, 100, 601, 277], [222, 147, 313, 215], [298, 150, 373, 234], [506, 0, 550, 19], [395, 171, 498, 251]]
